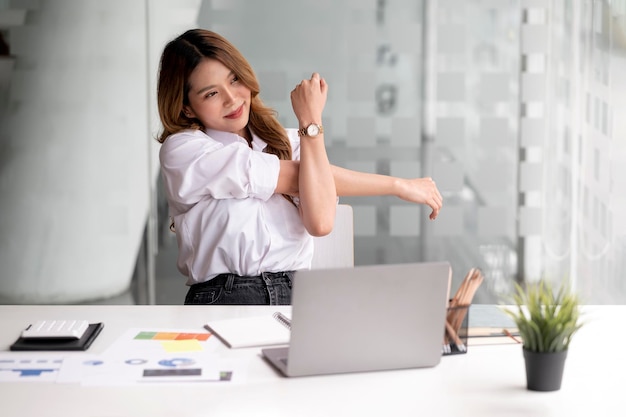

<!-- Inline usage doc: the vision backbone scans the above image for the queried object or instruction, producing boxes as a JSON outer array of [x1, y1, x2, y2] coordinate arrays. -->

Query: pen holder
[[442, 304, 469, 356]]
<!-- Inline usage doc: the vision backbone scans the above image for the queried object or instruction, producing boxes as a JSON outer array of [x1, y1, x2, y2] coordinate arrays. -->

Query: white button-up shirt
[[159, 127, 313, 285]]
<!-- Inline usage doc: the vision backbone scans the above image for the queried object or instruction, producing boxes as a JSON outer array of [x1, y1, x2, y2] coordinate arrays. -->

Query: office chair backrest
[[310, 204, 354, 269]]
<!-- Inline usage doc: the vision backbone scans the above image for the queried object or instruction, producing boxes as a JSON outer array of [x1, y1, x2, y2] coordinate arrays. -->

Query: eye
[[231, 75, 239, 84], [204, 91, 217, 99]]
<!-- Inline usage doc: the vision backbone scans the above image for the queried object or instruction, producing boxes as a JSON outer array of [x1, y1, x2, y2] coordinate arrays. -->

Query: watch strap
[[298, 123, 323, 137]]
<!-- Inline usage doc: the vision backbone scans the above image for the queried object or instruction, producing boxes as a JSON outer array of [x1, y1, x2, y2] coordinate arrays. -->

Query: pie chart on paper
[[157, 358, 196, 367]]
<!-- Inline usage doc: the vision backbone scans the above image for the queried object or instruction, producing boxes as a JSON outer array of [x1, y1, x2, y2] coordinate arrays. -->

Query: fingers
[[429, 205, 440, 220], [429, 198, 441, 220], [290, 72, 328, 123], [310, 73, 327, 91], [292, 72, 325, 92], [319, 76, 328, 93], [424, 177, 442, 220]]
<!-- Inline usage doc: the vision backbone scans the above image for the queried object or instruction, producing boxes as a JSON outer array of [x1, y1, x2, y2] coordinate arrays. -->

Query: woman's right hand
[[396, 177, 444, 220], [290, 72, 327, 126]]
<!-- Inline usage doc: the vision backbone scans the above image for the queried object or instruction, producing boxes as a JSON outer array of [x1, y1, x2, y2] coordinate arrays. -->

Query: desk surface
[[0, 304, 622, 417]]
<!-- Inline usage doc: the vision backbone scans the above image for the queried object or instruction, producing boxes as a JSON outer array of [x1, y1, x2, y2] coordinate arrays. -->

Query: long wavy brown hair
[[156, 29, 291, 163]]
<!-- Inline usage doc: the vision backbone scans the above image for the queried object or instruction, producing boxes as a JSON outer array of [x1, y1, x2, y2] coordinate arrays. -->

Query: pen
[[445, 320, 467, 353], [503, 328, 522, 344]]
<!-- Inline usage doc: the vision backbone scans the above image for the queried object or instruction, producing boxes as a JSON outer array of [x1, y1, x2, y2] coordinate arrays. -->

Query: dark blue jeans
[[184, 271, 294, 305]]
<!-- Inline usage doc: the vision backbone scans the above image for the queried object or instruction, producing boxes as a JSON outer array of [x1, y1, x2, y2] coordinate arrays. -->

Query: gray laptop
[[262, 262, 451, 377]]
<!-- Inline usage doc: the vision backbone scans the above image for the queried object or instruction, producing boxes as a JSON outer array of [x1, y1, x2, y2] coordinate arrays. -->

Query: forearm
[[277, 162, 402, 198], [331, 165, 400, 197], [298, 134, 337, 236], [289, 73, 337, 236], [332, 164, 443, 220]]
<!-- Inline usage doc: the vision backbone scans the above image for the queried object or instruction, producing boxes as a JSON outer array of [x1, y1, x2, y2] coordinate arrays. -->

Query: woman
[[157, 29, 443, 305]]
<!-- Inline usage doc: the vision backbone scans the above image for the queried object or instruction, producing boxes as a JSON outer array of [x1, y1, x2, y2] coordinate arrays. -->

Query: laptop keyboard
[[280, 358, 288, 366]]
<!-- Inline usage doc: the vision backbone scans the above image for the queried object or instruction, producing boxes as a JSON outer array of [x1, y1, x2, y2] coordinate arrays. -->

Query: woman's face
[[184, 58, 251, 138]]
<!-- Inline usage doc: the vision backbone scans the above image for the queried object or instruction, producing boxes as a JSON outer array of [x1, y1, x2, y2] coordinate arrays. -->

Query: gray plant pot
[[523, 348, 568, 392]]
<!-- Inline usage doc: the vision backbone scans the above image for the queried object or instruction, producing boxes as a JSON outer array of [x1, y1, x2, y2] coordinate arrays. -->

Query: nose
[[222, 86, 236, 105]]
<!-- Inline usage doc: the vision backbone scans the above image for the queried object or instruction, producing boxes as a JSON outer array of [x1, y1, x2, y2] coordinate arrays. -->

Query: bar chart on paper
[[0, 355, 64, 382]]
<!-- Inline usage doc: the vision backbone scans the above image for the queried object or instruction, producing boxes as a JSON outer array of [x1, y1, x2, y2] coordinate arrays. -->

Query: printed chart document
[[205, 314, 291, 349], [60, 327, 247, 386]]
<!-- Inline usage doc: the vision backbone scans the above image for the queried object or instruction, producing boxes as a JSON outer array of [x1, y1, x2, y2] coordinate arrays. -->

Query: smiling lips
[[225, 104, 244, 119]]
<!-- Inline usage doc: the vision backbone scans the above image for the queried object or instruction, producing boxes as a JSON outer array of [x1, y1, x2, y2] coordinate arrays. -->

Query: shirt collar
[[204, 128, 268, 152]]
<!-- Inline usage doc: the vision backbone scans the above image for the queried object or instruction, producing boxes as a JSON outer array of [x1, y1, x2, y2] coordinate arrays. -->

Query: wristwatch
[[298, 123, 324, 137]]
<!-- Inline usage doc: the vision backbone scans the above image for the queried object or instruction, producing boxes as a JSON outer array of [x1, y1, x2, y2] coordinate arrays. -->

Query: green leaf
[[500, 278, 583, 353]]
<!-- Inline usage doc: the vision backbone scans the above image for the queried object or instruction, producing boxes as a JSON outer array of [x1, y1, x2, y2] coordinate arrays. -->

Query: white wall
[[0, 0, 198, 303]]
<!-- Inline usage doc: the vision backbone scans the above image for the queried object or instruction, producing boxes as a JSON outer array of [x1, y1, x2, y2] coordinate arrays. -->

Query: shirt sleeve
[[159, 131, 280, 205], [286, 128, 301, 162]]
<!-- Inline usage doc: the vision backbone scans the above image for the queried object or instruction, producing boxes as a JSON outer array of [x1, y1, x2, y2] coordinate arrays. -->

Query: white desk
[[0, 305, 622, 417]]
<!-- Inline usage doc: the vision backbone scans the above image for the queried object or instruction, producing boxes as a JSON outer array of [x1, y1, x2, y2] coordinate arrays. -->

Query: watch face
[[306, 124, 320, 136]]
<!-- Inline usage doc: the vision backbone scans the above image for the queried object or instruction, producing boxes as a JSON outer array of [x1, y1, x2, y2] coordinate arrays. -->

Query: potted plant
[[503, 279, 584, 391]]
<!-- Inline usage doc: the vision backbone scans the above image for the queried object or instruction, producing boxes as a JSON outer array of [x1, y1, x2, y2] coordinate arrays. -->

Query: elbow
[[299, 196, 337, 237], [307, 225, 334, 238], [306, 218, 335, 237]]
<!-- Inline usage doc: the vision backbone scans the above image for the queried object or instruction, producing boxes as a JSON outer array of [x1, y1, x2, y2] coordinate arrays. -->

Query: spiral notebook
[[262, 262, 452, 377], [205, 313, 291, 349]]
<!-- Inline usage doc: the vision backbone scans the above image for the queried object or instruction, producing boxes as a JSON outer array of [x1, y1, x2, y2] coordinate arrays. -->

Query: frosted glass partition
[[194, 0, 523, 303], [429, 1, 521, 301]]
